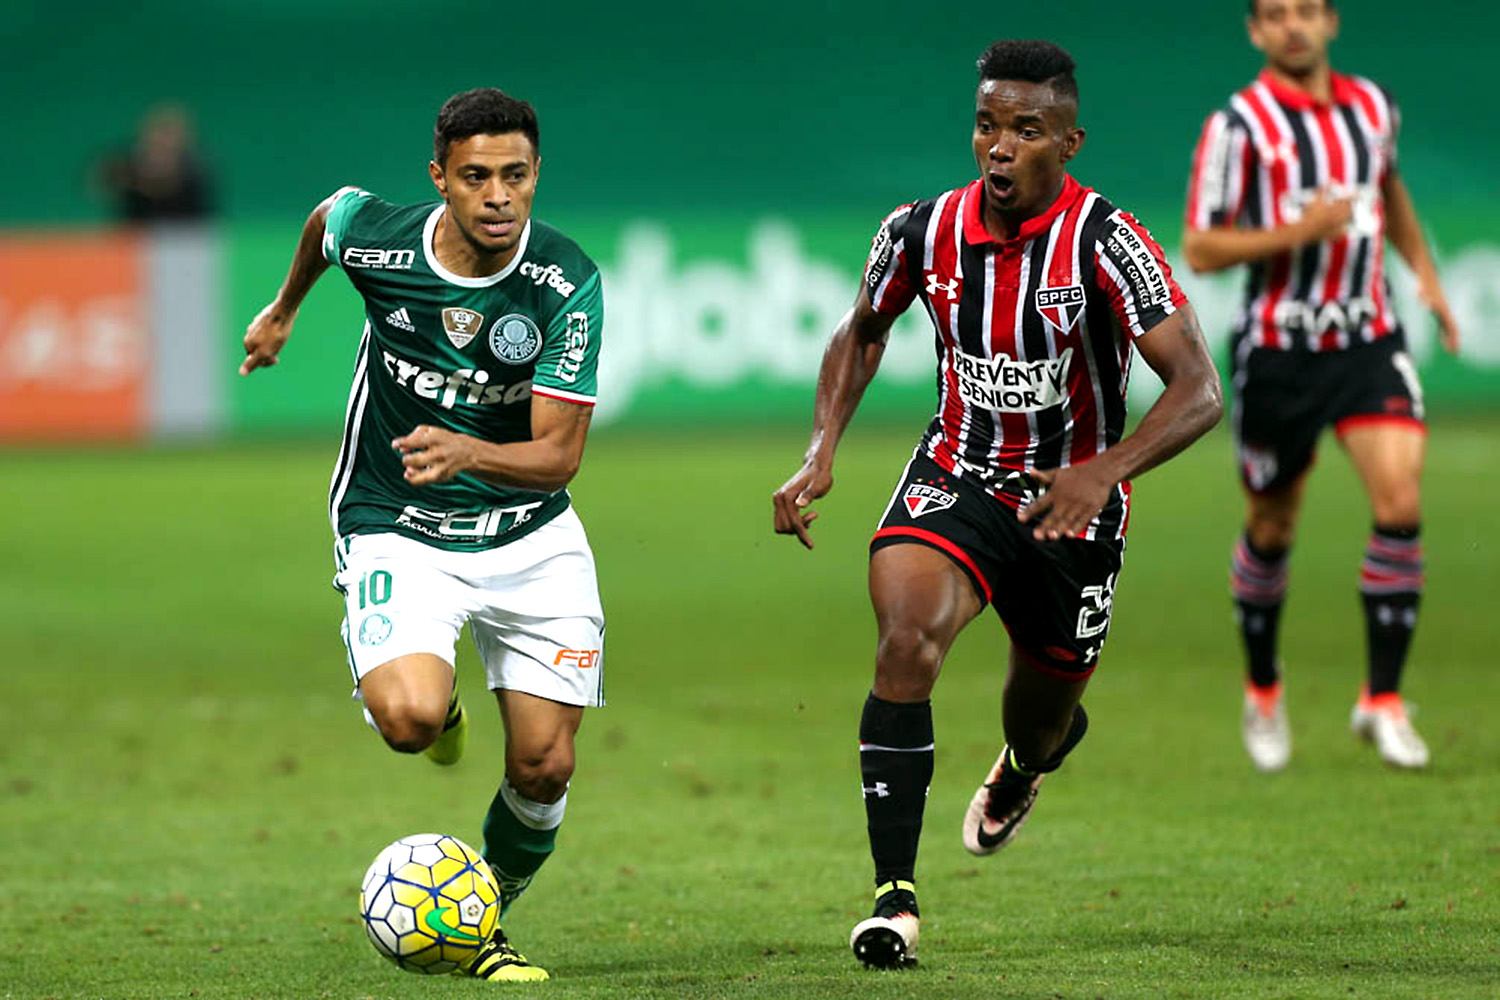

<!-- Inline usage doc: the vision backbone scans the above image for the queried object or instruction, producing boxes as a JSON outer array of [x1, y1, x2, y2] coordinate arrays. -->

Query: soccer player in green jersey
[[240, 88, 605, 983]]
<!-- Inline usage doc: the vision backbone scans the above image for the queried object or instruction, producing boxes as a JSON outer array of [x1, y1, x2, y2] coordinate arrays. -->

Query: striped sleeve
[[1093, 211, 1188, 339], [1185, 111, 1251, 230], [1345, 77, 1400, 182], [322, 186, 374, 265], [863, 204, 916, 315], [1382, 86, 1401, 176]]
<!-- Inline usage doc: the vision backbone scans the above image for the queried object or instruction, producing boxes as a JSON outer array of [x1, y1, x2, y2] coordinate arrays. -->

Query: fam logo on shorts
[[358, 613, 392, 646], [1035, 284, 1086, 335], [903, 480, 957, 518], [553, 648, 601, 669], [442, 307, 485, 349], [489, 314, 543, 364]]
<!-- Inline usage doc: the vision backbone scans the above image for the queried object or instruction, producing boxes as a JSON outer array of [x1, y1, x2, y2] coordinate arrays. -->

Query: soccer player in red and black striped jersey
[[1183, 0, 1459, 772], [772, 40, 1222, 968]]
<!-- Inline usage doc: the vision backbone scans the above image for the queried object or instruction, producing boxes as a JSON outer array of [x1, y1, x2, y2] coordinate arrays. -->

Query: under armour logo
[[862, 782, 890, 798], [925, 273, 960, 301]]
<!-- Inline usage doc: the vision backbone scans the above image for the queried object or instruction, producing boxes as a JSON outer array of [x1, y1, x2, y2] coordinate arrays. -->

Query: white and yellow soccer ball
[[358, 833, 500, 974]]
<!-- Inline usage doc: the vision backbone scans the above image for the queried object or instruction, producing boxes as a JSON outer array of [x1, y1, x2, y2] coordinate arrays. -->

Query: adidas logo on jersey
[[385, 307, 416, 332]]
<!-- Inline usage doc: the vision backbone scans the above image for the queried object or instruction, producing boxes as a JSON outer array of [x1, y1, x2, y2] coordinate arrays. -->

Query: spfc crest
[[442, 307, 485, 349], [1035, 283, 1085, 335], [903, 482, 957, 519]]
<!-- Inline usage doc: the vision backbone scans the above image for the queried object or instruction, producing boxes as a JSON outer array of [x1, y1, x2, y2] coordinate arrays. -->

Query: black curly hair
[[976, 40, 1078, 108], [433, 88, 539, 166]]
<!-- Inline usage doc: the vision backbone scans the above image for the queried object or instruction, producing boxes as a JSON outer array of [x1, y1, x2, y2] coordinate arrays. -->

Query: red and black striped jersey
[[864, 175, 1187, 540], [1186, 70, 1401, 352]]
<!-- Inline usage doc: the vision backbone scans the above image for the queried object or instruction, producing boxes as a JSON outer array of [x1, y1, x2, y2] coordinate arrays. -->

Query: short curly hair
[[433, 88, 539, 166], [976, 40, 1078, 107], [1250, 0, 1335, 14]]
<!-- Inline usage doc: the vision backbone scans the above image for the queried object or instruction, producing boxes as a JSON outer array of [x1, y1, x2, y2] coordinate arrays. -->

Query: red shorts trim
[[1012, 647, 1099, 681], [1334, 414, 1426, 437], [871, 526, 994, 604]]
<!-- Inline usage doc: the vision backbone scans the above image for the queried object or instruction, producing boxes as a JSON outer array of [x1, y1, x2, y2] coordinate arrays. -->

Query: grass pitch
[[1, 420, 1495, 1000]]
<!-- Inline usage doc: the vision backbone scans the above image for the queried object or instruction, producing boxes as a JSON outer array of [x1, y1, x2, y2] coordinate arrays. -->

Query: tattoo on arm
[[539, 395, 581, 414], [1179, 308, 1205, 344]]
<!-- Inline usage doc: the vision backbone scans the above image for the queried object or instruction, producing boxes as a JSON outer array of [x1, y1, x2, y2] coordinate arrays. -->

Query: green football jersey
[[322, 186, 602, 551]]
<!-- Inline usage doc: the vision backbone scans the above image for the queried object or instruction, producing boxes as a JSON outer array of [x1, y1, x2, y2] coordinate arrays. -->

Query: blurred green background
[[2, 0, 1495, 431], [5, 0, 1489, 224]]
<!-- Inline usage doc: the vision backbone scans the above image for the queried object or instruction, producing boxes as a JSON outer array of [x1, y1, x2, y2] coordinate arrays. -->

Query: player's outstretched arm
[[393, 395, 593, 492], [1383, 171, 1459, 353], [1019, 304, 1223, 540], [1180, 190, 1353, 274], [240, 195, 338, 375], [773, 288, 897, 549]]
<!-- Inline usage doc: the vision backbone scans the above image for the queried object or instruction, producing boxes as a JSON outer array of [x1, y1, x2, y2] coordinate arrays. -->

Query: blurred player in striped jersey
[[1183, 0, 1459, 772], [774, 40, 1222, 968]]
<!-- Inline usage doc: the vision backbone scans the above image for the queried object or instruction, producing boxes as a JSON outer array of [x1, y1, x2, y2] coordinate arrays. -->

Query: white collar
[[422, 205, 530, 288]]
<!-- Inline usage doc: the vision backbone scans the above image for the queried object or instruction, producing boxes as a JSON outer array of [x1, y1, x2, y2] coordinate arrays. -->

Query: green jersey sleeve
[[321, 186, 375, 265], [531, 270, 602, 405]]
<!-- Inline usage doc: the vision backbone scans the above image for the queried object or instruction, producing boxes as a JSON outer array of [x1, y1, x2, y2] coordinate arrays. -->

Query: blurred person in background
[[1183, 0, 1459, 773], [96, 103, 214, 223]]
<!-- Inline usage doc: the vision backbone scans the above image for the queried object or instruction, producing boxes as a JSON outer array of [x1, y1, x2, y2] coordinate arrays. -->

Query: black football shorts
[[1231, 333, 1426, 494], [870, 454, 1125, 678]]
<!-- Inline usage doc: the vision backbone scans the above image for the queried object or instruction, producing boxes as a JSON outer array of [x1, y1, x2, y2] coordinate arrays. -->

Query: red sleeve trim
[[532, 386, 597, 407]]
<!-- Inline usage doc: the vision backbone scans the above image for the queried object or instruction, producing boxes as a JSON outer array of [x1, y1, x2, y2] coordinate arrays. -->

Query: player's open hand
[[1017, 462, 1118, 541], [773, 459, 833, 550], [240, 301, 294, 375], [393, 425, 478, 486]]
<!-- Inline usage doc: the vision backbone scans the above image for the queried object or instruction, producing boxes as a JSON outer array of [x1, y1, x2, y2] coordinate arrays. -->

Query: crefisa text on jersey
[[381, 349, 532, 409], [517, 261, 576, 297]]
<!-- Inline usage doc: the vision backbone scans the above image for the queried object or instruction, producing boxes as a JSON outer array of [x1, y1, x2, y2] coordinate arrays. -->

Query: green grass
[[1, 419, 1496, 1000]]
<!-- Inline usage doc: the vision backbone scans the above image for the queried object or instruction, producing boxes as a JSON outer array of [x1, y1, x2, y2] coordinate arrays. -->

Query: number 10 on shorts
[[359, 570, 392, 609]]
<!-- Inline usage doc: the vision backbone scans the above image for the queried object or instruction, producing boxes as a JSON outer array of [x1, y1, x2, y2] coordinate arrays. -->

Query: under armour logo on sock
[[862, 782, 890, 798]]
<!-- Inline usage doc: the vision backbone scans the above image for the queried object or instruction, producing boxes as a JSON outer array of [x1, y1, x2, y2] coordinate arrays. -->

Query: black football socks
[[1231, 533, 1289, 689], [1360, 524, 1423, 696], [859, 694, 934, 887]]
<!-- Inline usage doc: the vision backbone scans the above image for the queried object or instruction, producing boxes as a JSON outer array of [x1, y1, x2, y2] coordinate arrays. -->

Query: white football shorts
[[333, 507, 605, 707]]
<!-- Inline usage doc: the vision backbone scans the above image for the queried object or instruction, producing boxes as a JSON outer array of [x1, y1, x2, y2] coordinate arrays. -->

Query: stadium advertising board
[[0, 233, 148, 439]]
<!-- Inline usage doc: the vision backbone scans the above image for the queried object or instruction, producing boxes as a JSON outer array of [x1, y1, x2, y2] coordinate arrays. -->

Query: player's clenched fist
[[240, 302, 293, 375]]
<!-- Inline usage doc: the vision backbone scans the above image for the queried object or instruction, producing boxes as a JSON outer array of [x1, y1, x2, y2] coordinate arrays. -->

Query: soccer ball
[[358, 833, 500, 974]]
